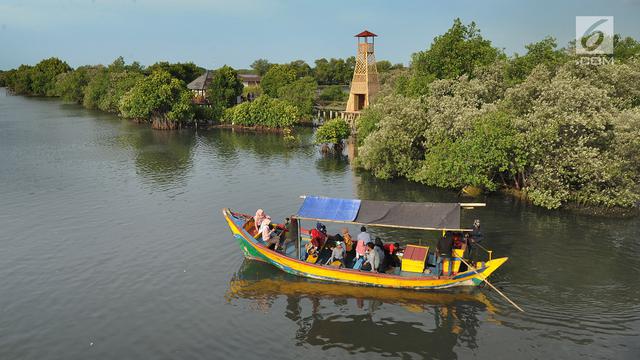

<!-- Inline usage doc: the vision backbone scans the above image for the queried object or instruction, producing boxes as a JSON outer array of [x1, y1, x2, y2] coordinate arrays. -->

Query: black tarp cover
[[355, 200, 461, 230]]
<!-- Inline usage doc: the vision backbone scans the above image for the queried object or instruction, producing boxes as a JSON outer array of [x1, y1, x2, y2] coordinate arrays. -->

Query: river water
[[1, 88, 639, 359]]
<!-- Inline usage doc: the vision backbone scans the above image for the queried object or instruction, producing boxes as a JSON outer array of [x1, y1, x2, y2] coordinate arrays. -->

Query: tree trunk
[[151, 115, 177, 130]]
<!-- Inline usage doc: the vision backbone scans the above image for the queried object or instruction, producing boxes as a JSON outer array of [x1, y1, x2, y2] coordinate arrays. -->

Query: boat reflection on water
[[226, 260, 501, 357]]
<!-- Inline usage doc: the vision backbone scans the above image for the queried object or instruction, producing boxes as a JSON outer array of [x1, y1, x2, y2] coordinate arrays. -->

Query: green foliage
[[412, 19, 502, 80], [355, 104, 384, 146], [288, 60, 312, 78], [224, 95, 300, 128], [83, 68, 109, 109], [206, 65, 244, 120], [277, 76, 317, 116], [119, 70, 194, 123], [146, 61, 204, 83], [414, 111, 526, 191], [260, 64, 297, 97], [357, 95, 430, 179], [108, 56, 144, 73], [12, 65, 34, 94], [250, 59, 274, 76], [377, 60, 393, 73], [505, 37, 568, 84], [77, 58, 145, 112], [313, 57, 355, 85], [243, 85, 262, 97], [194, 105, 218, 121], [54, 66, 97, 103], [614, 34, 640, 60], [319, 85, 347, 102], [360, 52, 640, 209], [5, 58, 70, 96], [29, 57, 72, 96], [501, 62, 639, 209], [98, 70, 144, 113], [393, 70, 435, 97], [315, 118, 350, 145]]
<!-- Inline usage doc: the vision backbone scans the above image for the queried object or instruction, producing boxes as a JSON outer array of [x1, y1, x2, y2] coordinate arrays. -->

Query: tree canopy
[[119, 69, 194, 127], [412, 19, 502, 80], [250, 59, 274, 76], [145, 61, 204, 84], [277, 76, 317, 116], [260, 64, 297, 97], [206, 65, 244, 120]]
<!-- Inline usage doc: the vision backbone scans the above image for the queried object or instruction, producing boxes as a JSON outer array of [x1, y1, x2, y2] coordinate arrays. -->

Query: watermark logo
[[576, 16, 614, 55]]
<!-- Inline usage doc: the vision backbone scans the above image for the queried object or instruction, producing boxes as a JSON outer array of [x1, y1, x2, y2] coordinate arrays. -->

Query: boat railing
[[474, 242, 493, 261]]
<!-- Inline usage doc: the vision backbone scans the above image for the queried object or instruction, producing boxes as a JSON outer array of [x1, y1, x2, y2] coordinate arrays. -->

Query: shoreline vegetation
[[354, 19, 640, 212], [2, 19, 639, 213], [0, 56, 373, 131]]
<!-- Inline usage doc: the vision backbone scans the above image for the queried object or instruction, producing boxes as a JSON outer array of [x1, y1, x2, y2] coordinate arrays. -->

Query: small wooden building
[[187, 71, 261, 104], [238, 74, 261, 87], [187, 70, 213, 104]]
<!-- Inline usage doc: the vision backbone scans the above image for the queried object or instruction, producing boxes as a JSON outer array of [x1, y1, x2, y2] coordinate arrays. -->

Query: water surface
[[1, 88, 638, 359]]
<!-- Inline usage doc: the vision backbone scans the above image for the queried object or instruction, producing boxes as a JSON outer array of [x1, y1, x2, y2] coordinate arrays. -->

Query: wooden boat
[[222, 196, 508, 290]]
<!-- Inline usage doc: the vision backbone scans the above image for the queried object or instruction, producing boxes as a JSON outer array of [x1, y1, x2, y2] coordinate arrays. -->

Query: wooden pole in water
[[459, 257, 525, 312]]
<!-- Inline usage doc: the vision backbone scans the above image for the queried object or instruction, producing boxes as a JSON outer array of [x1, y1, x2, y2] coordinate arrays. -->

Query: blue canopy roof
[[296, 196, 361, 222]]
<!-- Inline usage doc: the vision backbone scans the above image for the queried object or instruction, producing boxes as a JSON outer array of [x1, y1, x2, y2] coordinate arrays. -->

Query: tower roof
[[354, 30, 377, 37]]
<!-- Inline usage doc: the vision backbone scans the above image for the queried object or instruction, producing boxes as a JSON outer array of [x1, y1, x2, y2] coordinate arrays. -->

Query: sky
[[1, 0, 639, 70]]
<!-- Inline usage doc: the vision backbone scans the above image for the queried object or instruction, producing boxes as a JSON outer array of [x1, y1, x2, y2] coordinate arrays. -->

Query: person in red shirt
[[310, 222, 327, 249], [306, 222, 327, 259]]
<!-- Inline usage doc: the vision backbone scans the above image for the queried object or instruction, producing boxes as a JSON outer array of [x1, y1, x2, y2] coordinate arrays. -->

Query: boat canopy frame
[[292, 195, 484, 232], [290, 195, 485, 260]]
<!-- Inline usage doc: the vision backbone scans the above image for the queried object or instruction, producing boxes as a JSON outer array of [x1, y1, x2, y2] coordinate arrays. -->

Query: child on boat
[[326, 241, 345, 267]]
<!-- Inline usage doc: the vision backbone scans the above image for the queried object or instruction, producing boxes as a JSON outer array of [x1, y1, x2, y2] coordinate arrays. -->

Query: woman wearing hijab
[[259, 217, 279, 249], [254, 209, 266, 232]]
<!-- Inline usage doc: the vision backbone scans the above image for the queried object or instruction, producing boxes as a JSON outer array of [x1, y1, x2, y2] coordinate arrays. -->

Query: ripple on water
[[1, 92, 640, 359]]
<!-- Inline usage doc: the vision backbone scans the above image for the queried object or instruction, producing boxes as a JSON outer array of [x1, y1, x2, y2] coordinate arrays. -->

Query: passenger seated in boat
[[306, 222, 327, 257], [361, 242, 381, 272], [341, 228, 355, 267], [373, 237, 386, 271], [355, 226, 371, 260], [311, 222, 327, 248], [382, 242, 401, 270], [453, 232, 467, 250], [452, 232, 464, 249], [326, 241, 345, 267], [254, 209, 267, 232], [259, 217, 279, 250], [436, 233, 454, 276]]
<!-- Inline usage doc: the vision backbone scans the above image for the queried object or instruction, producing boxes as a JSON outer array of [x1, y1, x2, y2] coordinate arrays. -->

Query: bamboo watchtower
[[344, 30, 379, 119]]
